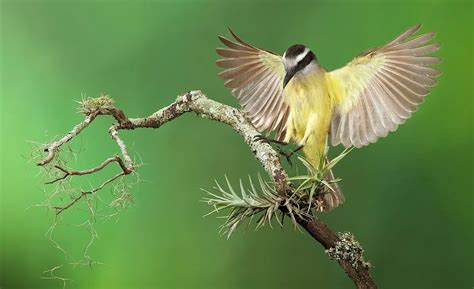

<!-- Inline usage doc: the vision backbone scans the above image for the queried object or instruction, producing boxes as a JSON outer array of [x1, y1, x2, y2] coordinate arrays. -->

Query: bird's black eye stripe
[[295, 51, 315, 72]]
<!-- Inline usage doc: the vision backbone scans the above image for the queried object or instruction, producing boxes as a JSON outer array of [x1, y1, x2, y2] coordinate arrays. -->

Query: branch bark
[[38, 90, 376, 288]]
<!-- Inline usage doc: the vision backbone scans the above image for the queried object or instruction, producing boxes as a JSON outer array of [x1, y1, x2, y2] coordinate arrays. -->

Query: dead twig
[[53, 172, 125, 215], [45, 156, 129, 184]]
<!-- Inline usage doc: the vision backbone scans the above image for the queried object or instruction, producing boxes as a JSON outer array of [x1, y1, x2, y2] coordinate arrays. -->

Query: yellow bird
[[216, 24, 441, 211]]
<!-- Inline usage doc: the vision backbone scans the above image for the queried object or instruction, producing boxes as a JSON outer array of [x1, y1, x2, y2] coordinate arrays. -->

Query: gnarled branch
[[37, 90, 376, 288]]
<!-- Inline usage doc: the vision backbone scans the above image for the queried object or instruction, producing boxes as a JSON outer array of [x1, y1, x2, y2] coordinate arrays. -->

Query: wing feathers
[[218, 36, 256, 52], [385, 43, 440, 56], [372, 76, 412, 119], [330, 24, 441, 147], [219, 62, 261, 81], [386, 32, 436, 51], [216, 29, 288, 138], [223, 65, 269, 89], [216, 48, 255, 58], [245, 75, 279, 118], [383, 63, 437, 86], [216, 57, 261, 68], [380, 68, 429, 97], [387, 55, 442, 66], [386, 23, 421, 46], [237, 72, 273, 103], [250, 77, 280, 119]]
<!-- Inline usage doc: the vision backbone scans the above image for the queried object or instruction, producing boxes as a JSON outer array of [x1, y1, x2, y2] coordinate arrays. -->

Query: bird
[[215, 24, 441, 211]]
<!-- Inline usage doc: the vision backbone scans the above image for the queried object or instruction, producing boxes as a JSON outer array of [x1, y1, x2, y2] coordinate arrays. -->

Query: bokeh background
[[1, 0, 472, 288]]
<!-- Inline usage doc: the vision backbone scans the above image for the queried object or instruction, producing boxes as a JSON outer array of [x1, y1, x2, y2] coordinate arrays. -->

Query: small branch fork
[[45, 156, 128, 184], [37, 90, 376, 288]]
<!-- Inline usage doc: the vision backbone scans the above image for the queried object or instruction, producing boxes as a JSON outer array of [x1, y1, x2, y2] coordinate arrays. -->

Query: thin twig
[[108, 125, 133, 173], [53, 172, 125, 215], [38, 111, 99, 166], [45, 156, 127, 184]]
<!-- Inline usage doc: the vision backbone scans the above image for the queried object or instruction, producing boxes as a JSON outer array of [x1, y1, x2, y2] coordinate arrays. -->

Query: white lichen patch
[[326, 232, 371, 269]]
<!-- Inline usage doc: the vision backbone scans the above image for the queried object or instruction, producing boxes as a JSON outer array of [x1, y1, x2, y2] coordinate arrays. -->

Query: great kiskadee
[[216, 24, 441, 211]]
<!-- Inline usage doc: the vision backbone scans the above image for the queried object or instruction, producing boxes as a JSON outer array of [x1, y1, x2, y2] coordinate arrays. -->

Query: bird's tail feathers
[[319, 166, 345, 212], [302, 137, 345, 212]]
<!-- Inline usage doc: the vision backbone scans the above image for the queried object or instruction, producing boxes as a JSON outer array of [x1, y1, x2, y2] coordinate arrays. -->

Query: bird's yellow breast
[[283, 69, 337, 165]]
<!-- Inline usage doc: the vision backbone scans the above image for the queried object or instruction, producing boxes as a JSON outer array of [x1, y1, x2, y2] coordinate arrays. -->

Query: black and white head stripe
[[282, 44, 317, 87], [283, 44, 307, 59], [283, 44, 317, 73]]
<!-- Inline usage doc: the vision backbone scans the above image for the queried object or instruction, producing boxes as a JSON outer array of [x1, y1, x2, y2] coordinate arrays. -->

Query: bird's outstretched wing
[[328, 24, 441, 148], [216, 29, 288, 141]]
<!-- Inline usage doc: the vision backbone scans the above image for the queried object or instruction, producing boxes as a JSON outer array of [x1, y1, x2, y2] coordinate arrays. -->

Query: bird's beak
[[283, 72, 294, 89]]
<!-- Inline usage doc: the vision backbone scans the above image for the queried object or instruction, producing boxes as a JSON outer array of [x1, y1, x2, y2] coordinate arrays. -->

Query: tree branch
[[37, 90, 376, 288], [38, 111, 99, 166], [45, 156, 128, 184]]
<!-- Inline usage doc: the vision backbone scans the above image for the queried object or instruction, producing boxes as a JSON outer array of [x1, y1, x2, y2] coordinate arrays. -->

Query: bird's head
[[282, 44, 319, 88]]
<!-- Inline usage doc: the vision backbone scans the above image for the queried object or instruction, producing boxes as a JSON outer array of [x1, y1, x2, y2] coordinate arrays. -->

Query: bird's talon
[[253, 135, 269, 144], [255, 136, 289, 146], [275, 146, 295, 166]]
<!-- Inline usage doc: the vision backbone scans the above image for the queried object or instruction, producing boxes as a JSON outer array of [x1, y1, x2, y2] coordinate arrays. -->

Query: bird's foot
[[253, 134, 302, 166], [253, 135, 288, 146], [275, 145, 304, 167]]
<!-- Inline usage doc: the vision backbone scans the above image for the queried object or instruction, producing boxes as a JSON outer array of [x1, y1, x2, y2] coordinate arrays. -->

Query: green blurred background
[[1, 0, 472, 288]]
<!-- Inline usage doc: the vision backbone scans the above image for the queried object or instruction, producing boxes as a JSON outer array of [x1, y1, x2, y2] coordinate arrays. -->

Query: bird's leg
[[276, 144, 304, 166], [253, 135, 289, 146], [253, 134, 302, 165]]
